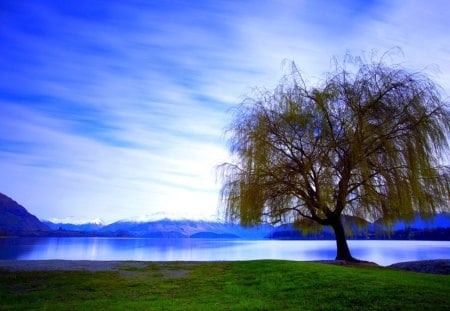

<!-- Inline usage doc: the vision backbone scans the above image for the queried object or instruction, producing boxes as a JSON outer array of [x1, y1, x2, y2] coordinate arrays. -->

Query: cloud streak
[[1, 0, 449, 223]]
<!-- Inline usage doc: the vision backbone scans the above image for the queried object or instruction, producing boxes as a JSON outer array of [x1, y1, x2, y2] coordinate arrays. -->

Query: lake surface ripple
[[1, 238, 449, 266]]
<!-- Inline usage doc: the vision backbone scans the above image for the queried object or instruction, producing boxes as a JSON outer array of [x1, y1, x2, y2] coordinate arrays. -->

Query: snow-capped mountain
[[100, 218, 273, 239], [43, 218, 105, 231]]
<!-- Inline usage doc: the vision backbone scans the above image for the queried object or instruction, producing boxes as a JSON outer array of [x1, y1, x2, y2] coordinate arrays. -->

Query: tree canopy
[[219, 55, 450, 261]]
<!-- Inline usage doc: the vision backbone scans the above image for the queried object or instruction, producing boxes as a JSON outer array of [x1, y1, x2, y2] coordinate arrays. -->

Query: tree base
[[335, 256, 362, 263]]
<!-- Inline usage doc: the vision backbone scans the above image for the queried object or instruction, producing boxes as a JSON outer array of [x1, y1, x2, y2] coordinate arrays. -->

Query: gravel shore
[[389, 259, 450, 275], [0, 260, 149, 272], [0, 259, 449, 274]]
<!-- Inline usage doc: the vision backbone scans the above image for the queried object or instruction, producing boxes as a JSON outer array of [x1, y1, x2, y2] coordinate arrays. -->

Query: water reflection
[[348, 240, 450, 265], [0, 237, 449, 266]]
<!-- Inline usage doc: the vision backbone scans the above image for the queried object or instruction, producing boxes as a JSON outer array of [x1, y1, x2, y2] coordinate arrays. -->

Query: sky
[[1, 0, 450, 224]]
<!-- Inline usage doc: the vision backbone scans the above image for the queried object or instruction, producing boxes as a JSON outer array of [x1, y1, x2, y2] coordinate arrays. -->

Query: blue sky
[[1, 0, 449, 224]]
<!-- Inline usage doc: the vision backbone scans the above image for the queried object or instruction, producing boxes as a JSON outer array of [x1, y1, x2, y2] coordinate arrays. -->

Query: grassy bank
[[0, 260, 449, 310]]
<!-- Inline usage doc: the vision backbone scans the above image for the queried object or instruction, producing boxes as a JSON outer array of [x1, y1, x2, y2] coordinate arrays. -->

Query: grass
[[0, 260, 449, 310]]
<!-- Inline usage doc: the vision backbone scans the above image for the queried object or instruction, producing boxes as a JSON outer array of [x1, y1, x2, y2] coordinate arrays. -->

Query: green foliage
[[1, 261, 449, 310], [219, 53, 450, 231]]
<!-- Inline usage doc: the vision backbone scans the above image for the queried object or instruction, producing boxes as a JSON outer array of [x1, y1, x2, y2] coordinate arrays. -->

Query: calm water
[[1, 237, 449, 266]]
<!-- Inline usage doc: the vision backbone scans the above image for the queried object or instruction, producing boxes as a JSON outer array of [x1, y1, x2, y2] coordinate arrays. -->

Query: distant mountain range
[[1, 192, 449, 240], [43, 218, 272, 239], [267, 214, 450, 240], [43, 220, 105, 232]]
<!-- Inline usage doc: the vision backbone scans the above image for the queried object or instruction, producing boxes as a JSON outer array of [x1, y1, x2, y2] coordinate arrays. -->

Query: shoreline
[[0, 259, 449, 274]]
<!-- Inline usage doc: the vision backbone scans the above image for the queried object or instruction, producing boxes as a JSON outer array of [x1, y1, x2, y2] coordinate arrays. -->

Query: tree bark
[[331, 217, 359, 262]]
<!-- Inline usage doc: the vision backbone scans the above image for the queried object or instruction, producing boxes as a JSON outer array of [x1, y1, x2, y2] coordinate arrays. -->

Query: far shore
[[0, 259, 449, 275]]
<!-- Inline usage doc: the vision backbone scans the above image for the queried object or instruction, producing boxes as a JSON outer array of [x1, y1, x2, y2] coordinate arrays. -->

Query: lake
[[1, 237, 449, 266]]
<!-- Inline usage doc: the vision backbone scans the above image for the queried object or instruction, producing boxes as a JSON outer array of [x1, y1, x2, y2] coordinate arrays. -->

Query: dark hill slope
[[0, 192, 49, 235]]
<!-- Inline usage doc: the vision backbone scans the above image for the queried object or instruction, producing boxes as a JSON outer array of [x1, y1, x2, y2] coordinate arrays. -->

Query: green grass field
[[0, 260, 449, 310]]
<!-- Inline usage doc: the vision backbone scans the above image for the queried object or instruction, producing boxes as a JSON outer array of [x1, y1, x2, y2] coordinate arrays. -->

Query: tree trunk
[[331, 217, 358, 262]]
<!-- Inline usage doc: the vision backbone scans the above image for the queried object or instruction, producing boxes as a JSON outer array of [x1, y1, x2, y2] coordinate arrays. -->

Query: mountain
[[267, 214, 450, 240], [266, 216, 370, 240], [2, 190, 448, 240], [374, 213, 450, 230], [43, 220, 105, 232], [100, 218, 272, 239], [0, 192, 49, 235], [190, 232, 240, 239]]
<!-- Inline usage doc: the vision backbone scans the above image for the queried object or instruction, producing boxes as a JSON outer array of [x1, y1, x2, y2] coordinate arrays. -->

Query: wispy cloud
[[1, 0, 449, 223]]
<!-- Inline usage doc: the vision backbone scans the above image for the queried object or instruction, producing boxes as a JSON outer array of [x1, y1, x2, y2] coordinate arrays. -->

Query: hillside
[[0, 193, 49, 235]]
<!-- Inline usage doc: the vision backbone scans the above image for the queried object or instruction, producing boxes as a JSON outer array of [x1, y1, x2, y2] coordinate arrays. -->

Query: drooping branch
[[219, 54, 450, 240]]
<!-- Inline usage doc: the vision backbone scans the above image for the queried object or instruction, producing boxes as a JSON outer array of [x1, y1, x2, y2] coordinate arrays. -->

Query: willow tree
[[219, 56, 450, 261]]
